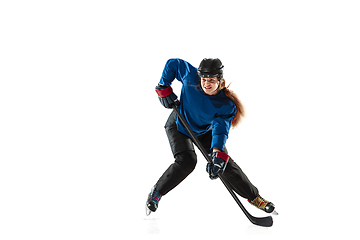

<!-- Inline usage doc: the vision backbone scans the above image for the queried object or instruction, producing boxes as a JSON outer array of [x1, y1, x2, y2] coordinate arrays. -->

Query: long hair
[[219, 79, 245, 128]]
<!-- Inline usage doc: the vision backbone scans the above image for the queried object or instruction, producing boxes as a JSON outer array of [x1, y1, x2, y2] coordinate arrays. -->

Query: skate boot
[[248, 195, 278, 215], [146, 186, 162, 216]]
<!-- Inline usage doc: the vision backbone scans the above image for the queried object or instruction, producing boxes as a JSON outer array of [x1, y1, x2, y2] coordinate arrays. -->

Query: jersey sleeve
[[159, 58, 198, 86], [211, 104, 236, 151]]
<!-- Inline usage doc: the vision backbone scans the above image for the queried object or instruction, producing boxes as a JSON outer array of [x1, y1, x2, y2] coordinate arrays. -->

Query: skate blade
[[271, 210, 279, 216], [145, 203, 152, 216]]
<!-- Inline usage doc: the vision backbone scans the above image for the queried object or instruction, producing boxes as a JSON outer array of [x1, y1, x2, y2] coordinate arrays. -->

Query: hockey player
[[146, 58, 276, 215]]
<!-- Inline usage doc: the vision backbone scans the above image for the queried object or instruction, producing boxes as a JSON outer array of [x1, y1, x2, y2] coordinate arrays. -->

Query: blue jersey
[[159, 58, 236, 151]]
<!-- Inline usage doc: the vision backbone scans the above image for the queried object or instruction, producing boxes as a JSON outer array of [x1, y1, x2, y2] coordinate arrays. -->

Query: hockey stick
[[172, 106, 273, 227]]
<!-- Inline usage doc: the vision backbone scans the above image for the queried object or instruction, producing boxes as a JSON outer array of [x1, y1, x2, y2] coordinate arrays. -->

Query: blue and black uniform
[[155, 59, 259, 200], [159, 58, 236, 151]]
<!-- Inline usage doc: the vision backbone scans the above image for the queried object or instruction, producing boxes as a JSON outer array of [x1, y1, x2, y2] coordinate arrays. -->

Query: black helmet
[[197, 58, 224, 80]]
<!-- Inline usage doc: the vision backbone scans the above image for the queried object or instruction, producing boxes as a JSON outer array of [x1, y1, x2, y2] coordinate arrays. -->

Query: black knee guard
[[174, 150, 197, 175]]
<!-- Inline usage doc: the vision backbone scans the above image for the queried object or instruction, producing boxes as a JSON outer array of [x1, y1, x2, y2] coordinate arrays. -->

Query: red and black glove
[[206, 152, 230, 180], [155, 84, 180, 109]]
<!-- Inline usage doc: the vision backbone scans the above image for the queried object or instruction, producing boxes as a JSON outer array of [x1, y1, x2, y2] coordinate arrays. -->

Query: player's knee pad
[[174, 150, 197, 174]]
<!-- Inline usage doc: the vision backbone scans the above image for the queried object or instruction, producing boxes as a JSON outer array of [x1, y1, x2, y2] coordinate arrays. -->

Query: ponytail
[[219, 79, 245, 128]]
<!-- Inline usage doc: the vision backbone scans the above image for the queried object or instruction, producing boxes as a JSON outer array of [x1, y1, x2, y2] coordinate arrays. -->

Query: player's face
[[201, 77, 220, 95]]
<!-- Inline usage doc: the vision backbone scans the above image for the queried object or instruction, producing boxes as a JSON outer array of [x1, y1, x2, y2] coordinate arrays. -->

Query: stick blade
[[250, 215, 273, 227]]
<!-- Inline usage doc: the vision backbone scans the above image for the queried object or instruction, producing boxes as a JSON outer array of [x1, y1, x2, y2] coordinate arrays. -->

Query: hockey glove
[[155, 84, 180, 109], [206, 152, 230, 180]]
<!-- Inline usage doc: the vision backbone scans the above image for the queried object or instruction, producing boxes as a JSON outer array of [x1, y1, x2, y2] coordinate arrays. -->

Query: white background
[[1, 0, 359, 239]]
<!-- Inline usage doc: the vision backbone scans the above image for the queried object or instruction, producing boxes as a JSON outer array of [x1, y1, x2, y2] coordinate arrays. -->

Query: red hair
[[219, 79, 245, 128]]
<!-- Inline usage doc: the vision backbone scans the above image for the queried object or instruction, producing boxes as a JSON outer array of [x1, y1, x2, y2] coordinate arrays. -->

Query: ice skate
[[145, 186, 162, 216], [248, 195, 278, 215]]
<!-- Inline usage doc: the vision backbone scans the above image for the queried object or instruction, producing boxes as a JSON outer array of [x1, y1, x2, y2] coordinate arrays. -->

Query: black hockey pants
[[156, 111, 259, 201]]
